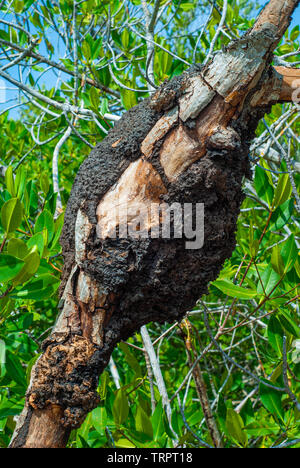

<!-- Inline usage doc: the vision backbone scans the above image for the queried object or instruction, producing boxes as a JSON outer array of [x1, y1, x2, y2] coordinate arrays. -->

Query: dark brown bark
[[9, 0, 300, 448], [181, 320, 223, 448], [275, 66, 300, 102]]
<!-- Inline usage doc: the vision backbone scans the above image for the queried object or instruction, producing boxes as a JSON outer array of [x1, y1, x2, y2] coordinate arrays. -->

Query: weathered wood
[[178, 76, 215, 122], [141, 107, 179, 157], [96, 159, 167, 238], [252, 0, 299, 40], [11, 405, 70, 449]]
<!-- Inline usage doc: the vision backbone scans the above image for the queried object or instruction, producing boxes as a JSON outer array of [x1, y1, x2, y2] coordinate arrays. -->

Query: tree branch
[[0, 38, 120, 98], [9, 0, 300, 449], [252, 0, 300, 45], [274, 66, 300, 101]]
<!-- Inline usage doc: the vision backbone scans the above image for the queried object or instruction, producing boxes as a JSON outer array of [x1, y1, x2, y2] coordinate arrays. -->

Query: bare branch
[[52, 126, 72, 217]]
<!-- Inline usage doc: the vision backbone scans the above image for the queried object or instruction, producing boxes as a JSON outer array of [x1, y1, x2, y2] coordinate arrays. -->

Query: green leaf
[[77, 411, 92, 443], [28, 72, 35, 86], [26, 354, 40, 385], [100, 98, 109, 116], [115, 438, 136, 448], [270, 363, 283, 384], [15, 166, 26, 199], [269, 199, 294, 231], [274, 174, 292, 208], [268, 316, 283, 355], [244, 424, 279, 437], [4, 166, 15, 197], [0, 340, 5, 378], [91, 37, 103, 60], [0, 395, 24, 419], [119, 342, 142, 377], [0, 254, 25, 282], [34, 210, 54, 242], [25, 181, 38, 216], [49, 213, 64, 250], [121, 28, 130, 49], [259, 382, 284, 421], [81, 40, 91, 61], [7, 238, 28, 259], [120, 89, 137, 110], [1, 198, 24, 233], [290, 25, 300, 41], [27, 232, 45, 256], [90, 87, 100, 109], [249, 218, 259, 257], [257, 265, 280, 297], [44, 192, 57, 217], [278, 310, 300, 338], [13, 0, 24, 13], [294, 259, 300, 279], [254, 166, 274, 207], [225, 408, 248, 447], [112, 389, 129, 426], [138, 394, 151, 418], [40, 173, 50, 196], [91, 407, 107, 434], [97, 66, 110, 87], [151, 398, 165, 440], [77, 435, 90, 448], [280, 235, 297, 273], [271, 244, 285, 276], [10, 273, 59, 299], [158, 48, 172, 75], [12, 248, 40, 286], [5, 351, 26, 387], [213, 279, 257, 299], [163, 412, 175, 439], [99, 371, 109, 400], [187, 409, 203, 426], [135, 406, 153, 439]]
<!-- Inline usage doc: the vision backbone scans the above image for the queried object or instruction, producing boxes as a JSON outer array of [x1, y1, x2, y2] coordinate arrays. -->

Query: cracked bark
[[9, 0, 300, 448]]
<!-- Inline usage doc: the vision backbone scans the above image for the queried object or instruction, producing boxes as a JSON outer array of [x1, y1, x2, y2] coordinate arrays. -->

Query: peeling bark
[[10, 0, 300, 448], [274, 66, 300, 102]]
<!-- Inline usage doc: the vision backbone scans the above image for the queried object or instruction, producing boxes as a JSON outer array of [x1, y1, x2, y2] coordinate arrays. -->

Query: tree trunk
[[9, 0, 300, 448]]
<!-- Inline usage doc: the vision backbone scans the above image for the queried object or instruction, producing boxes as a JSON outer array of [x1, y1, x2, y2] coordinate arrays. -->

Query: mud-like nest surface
[[61, 66, 267, 331], [53, 66, 273, 427], [60, 70, 193, 289]]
